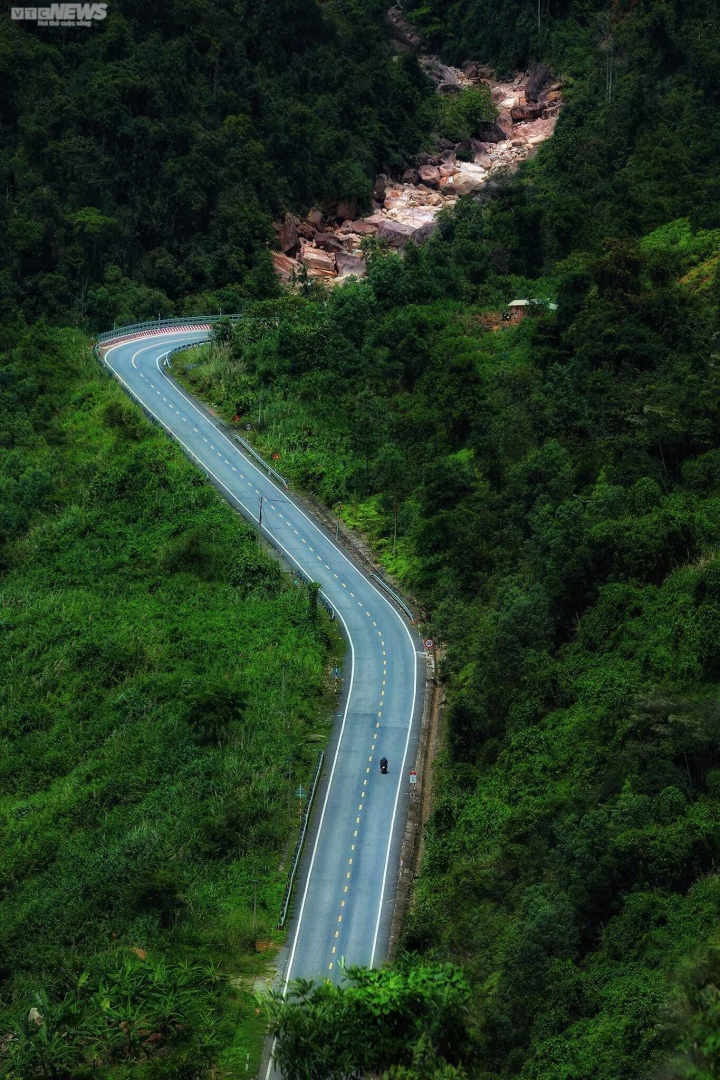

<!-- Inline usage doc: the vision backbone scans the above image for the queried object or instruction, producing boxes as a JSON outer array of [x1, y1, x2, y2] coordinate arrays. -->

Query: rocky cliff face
[[272, 13, 562, 286]]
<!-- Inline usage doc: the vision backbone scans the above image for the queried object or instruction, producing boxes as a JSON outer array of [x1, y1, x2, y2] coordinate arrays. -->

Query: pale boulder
[[272, 251, 301, 280], [335, 253, 367, 279], [418, 165, 440, 187], [301, 247, 336, 274], [376, 219, 415, 248], [443, 162, 488, 195], [340, 219, 377, 236]]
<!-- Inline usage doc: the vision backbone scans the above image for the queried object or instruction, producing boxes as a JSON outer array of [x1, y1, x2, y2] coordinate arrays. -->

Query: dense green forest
[[0, 321, 337, 1077], [6, 0, 720, 1076], [0, 0, 436, 326], [173, 0, 720, 1076]]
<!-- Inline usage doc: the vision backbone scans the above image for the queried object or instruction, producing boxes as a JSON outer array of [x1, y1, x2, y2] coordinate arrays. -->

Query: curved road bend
[[101, 327, 424, 1028]]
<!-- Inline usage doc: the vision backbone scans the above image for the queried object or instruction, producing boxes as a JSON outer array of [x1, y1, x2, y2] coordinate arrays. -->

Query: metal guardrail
[[372, 574, 415, 623], [234, 433, 289, 489], [279, 750, 325, 930], [96, 314, 245, 344]]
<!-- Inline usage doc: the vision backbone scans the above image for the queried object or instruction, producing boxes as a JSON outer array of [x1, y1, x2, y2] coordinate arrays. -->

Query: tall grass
[[0, 324, 339, 1077]]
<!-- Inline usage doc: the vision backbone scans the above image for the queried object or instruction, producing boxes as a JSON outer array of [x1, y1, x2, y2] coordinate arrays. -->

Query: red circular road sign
[[424, 638, 434, 649]]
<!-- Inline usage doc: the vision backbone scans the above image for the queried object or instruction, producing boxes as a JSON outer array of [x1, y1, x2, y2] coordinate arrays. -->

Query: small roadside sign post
[[409, 770, 417, 796]]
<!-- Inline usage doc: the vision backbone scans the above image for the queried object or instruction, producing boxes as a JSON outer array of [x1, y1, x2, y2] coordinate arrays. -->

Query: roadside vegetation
[[0, 322, 337, 1077], [5, 0, 720, 1076], [177, 0, 720, 1074]]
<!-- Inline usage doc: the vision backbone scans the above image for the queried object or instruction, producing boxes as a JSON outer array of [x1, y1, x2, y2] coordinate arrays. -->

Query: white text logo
[[11, 4, 108, 25]]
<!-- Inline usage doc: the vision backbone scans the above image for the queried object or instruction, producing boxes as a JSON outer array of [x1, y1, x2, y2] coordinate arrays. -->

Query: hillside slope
[[179, 2, 720, 1077], [0, 321, 335, 1078]]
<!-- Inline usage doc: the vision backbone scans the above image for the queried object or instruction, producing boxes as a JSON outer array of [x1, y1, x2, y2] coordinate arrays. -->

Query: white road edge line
[[104, 331, 420, 1072]]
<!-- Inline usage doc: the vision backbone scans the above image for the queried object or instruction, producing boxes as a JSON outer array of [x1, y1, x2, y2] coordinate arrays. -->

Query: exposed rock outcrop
[[277, 215, 299, 254], [335, 252, 367, 279], [525, 62, 554, 103], [477, 119, 510, 143], [272, 251, 301, 281], [511, 102, 545, 122], [271, 20, 563, 288]]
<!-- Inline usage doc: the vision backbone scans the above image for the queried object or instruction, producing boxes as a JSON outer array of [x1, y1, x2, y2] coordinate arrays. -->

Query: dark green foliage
[[181, 1, 720, 1061], [0, 0, 437, 326], [6, 0, 720, 1075], [399, 1, 720, 281], [0, 324, 333, 1077], [265, 961, 476, 1080], [3, 955, 220, 1078]]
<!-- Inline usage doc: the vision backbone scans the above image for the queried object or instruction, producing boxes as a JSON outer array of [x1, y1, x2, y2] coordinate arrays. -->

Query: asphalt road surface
[[101, 327, 424, 1070]]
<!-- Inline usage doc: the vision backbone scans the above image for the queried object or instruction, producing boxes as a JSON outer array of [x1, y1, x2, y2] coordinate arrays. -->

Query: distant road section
[[101, 328, 423, 995]]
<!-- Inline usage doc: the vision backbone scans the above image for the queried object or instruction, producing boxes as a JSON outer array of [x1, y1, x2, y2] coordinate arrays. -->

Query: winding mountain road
[[100, 326, 424, 1050]]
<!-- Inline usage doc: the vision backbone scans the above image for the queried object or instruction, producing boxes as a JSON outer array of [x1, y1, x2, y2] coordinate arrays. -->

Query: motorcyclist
[[380, 757, 388, 774]]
